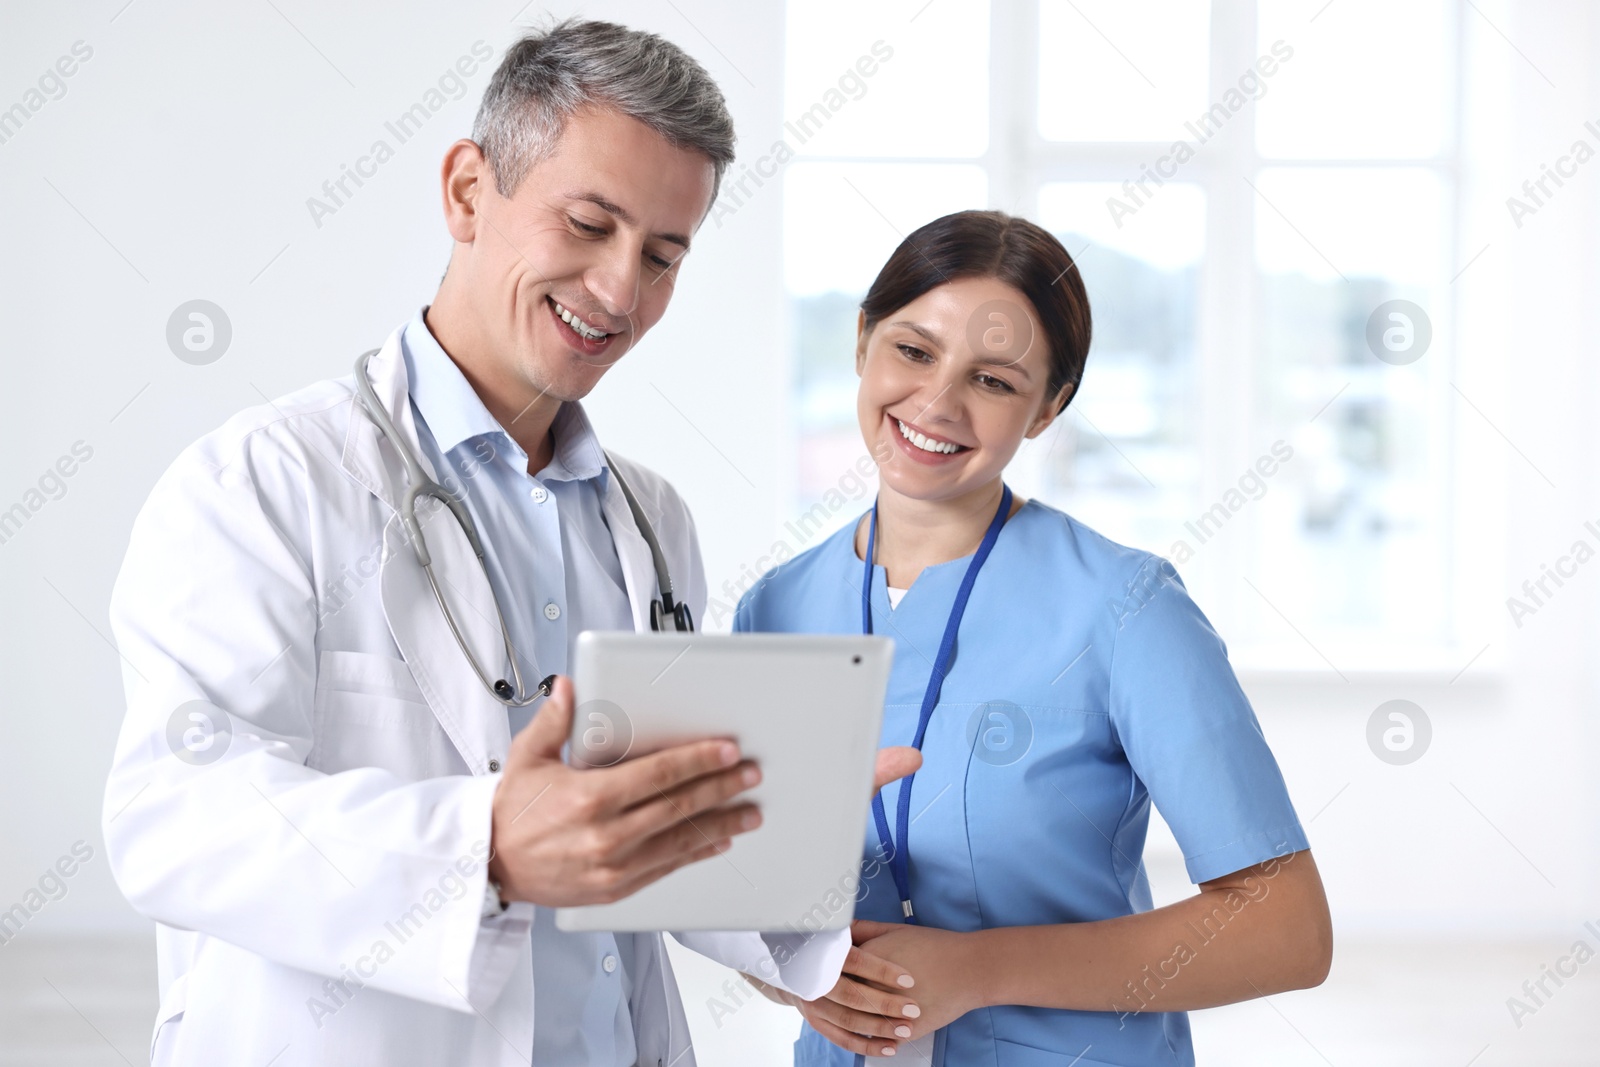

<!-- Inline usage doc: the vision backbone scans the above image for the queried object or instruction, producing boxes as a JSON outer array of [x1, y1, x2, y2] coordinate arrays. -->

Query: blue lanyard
[[861, 483, 1012, 923]]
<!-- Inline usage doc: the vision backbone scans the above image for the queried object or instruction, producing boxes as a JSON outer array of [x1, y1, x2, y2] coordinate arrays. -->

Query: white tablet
[[554, 630, 893, 932]]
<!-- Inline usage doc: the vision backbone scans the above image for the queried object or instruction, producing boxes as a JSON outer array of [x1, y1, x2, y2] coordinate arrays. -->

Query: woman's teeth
[[897, 418, 964, 455], [552, 299, 608, 341]]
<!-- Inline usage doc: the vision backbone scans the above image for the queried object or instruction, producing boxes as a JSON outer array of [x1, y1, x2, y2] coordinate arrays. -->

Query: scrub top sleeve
[[1106, 556, 1310, 885]]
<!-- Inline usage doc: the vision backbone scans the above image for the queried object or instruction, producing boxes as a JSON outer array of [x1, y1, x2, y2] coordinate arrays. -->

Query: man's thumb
[[508, 675, 574, 766]]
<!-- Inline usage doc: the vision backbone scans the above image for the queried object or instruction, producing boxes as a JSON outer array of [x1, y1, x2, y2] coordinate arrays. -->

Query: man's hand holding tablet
[[486, 675, 921, 908], [486, 675, 762, 908], [486, 657, 924, 1057]]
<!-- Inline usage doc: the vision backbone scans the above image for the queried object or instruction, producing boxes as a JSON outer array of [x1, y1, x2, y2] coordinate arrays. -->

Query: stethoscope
[[861, 482, 1012, 923], [353, 349, 693, 708]]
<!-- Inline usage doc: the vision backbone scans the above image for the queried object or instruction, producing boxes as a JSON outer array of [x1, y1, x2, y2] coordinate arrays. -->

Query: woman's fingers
[[851, 919, 899, 944], [823, 974, 921, 1033], [841, 943, 915, 991], [871, 746, 921, 792], [802, 1008, 903, 1058], [806, 982, 915, 1040]]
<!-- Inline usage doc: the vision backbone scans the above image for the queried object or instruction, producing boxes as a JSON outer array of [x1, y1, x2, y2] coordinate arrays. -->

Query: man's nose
[[586, 241, 643, 320]]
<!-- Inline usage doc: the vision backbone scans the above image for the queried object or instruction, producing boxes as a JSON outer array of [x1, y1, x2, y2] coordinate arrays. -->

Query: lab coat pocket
[[310, 650, 455, 778]]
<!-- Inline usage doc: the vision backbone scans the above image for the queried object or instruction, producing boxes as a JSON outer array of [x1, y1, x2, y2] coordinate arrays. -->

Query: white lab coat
[[102, 326, 848, 1066]]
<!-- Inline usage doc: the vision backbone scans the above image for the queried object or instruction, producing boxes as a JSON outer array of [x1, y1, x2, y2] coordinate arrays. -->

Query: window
[[783, 0, 990, 525], [783, 0, 1478, 668]]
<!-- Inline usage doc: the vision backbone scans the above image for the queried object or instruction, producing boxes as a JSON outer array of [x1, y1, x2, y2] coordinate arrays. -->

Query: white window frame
[[787, 0, 1500, 681]]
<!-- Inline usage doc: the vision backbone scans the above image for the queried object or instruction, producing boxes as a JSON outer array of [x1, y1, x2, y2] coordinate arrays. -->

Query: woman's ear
[[855, 310, 870, 376], [1024, 381, 1076, 440]]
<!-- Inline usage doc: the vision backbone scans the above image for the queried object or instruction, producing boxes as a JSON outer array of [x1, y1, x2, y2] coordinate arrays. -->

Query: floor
[[2, 933, 1596, 1064]]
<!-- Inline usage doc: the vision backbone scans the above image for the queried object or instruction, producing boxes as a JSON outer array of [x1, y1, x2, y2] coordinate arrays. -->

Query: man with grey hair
[[103, 17, 920, 1067]]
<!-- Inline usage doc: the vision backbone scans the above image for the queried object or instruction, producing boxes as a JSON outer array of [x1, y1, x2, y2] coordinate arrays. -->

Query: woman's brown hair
[[859, 209, 1092, 414]]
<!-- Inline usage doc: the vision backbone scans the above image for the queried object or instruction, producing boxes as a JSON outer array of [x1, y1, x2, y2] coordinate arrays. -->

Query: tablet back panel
[[556, 631, 892, 932]]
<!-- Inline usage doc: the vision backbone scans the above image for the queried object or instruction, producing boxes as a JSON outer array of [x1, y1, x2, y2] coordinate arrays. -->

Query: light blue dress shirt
[[736, 498, 1311, 1067], [401, 308, 639, 1067]]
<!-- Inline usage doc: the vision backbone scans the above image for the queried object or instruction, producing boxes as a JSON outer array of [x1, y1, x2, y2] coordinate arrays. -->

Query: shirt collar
[[401, 307, 609, 485]]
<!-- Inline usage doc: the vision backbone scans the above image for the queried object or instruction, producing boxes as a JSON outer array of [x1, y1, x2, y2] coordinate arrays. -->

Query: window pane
[[1256, 0, 1451, 158], [1038, 0, 1210, 142], [787, 163, 988, 518], [784, 0, 988, 158], [784, 162, 988, 296], [1027, 182, 1206, 551], [1250, 167, 1450, 653]]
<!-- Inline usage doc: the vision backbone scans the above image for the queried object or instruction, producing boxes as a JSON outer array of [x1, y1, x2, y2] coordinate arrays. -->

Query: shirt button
[[487, 759, 501, 773], [544, 602, 561, 621], [530, 485, 548, 504], [601, 954, 617, 974]]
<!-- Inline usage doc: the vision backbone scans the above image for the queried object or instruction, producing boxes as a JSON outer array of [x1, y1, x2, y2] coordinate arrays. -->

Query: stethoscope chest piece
[[651, 598, 695, 633]]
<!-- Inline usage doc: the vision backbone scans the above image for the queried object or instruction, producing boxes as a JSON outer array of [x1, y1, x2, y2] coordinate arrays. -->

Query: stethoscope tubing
[[352, 349, 690, 708]]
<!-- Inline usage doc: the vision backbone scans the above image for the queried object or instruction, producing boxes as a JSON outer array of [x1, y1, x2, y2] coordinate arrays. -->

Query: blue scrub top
[[735, 498, 1310, 1067]]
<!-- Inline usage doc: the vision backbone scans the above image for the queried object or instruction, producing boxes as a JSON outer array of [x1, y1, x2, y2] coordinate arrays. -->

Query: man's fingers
[[609, 760, 760, 842], [602, 736, 745, 810], [841, 943, 916, 993], [606, 834, 733, 902], [615, 802, 760, 878]]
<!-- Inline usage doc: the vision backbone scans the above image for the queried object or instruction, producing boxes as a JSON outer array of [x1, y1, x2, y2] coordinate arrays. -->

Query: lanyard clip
[[901, 899, 915, 919]]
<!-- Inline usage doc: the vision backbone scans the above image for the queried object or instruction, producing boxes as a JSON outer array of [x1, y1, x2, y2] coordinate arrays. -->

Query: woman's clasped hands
[[747, 919, 986, 1058]]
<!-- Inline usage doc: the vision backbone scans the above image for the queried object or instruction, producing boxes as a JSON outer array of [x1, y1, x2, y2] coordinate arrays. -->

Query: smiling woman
[[854, 211, 1090, 509], [734, 209, 1331, 1065]]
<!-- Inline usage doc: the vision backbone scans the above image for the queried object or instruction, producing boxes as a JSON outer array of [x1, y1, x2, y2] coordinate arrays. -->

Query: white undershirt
[[886, 586, 908, 608]]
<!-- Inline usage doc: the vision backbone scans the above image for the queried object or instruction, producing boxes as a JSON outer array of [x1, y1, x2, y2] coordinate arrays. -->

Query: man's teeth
[[552, 300, 607, 341], [897, 418, 964, 455]]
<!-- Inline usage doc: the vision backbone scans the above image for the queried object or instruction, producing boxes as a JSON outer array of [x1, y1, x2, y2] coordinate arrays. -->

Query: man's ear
[[1024, 381, 1076, 440], [440, 139, 488, 244], [855, 309, 870, 376]]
